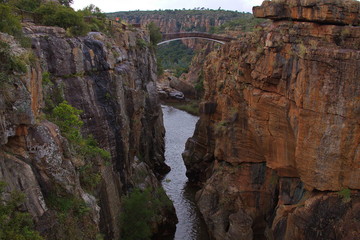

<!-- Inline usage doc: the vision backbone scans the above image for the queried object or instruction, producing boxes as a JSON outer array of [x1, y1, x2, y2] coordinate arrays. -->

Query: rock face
[[183, 0, 360, 239], [0, 23, 175, 239], [253, 0, 360, 26], [110, 11, 244, 34]]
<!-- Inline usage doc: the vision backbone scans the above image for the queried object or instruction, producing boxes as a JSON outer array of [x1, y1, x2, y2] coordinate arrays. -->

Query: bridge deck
[[160, 32, 235, 44]]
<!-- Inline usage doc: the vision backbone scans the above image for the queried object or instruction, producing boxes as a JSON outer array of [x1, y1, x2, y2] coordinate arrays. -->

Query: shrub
[[48, 101, 110, 171], [0, 3, 22, 36], [120, 187, 173, 240], [337, 188, 351, 202], [11, 0, 41, 12], [156, 56, 164, 76], [50, 101, 84, 143], [147, 22, 162, 46], [156, 41, 194, 73], [120, 189, 154, 240], [0, 41, 27, 74], [46, 193, 90, 217], [136, 38, 147, 49], [35, 2, 89, 36], [42, 71, 52, 85], [0, 182, 44, 240], [79, 162, 102, 192]]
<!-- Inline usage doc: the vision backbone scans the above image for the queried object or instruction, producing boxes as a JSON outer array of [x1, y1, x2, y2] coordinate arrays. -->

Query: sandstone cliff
[[0, 23, 175, 239], [183, 0, 360, 239], [109, 10, 245, 34]]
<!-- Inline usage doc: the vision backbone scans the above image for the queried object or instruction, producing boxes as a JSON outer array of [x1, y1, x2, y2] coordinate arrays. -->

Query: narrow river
[[161, 105, 209, 240]]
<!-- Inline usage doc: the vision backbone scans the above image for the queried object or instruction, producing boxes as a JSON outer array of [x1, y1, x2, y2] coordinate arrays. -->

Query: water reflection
[[161, 105, 209, 240]]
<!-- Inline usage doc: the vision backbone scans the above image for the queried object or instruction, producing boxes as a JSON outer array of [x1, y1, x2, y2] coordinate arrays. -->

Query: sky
[[71, 0, 265, 13]]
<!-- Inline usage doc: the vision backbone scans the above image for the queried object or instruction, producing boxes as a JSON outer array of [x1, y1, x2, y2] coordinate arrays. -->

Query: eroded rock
[[184, 0, 360, 239]]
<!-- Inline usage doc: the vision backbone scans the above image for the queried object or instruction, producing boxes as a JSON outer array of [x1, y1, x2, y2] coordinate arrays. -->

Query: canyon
[[0, 0, 359, 239]]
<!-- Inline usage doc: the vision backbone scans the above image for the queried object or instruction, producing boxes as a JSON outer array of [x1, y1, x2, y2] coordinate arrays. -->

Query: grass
[[165, 100, 200, 116]]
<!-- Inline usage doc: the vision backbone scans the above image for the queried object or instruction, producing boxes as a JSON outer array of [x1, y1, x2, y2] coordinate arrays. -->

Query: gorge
[[0, 0, 359, 240]]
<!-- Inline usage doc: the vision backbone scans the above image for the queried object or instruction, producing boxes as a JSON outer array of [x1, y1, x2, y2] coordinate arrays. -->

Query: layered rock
[[110, 10, 245, 34], [184, 0, 360, 239], [0, 23, 175, 239], [253, 0, 360, 26]]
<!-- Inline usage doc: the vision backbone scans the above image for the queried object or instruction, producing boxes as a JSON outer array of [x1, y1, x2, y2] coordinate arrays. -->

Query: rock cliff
[[183, 0, 360, 239], [0, 23, 175, 239], [109, 10, 245, 34]]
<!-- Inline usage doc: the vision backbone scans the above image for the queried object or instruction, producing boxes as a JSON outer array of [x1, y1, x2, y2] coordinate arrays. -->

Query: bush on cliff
[[0, 3, 22, 36], [10, 0, 41, 12], [120, 187, 173, 240], [49, 101, 110, 192], [78, 4, 107, 33], [120, 189, 154, 240], [0, 182, 44, 240], [147, 22, 162, 46], [50, 101, 110, 159], [35, 2, 89, 36]]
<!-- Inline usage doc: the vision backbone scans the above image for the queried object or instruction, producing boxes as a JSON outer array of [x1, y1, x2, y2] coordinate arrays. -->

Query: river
[[161, 105, 209, 240]]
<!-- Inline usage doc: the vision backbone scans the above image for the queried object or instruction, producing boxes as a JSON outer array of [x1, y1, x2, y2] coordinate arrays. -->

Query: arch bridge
[[158, 32, 236, 45]]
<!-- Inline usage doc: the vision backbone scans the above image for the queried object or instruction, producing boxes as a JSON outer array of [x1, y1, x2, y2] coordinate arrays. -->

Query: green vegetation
[[147, 22, 162, 46], [0, 1, 109, 37], [78, 162, 102, 191], [35, 2, 89, 36], [120, 187, 172, 240], [108, 9, 249, 25], [0, 40, 28, 89], [41, 71, 52, 85], [157, 41, 194, 77], [166, 101, 200, 116], [50, 101, 84, 143], [11, 0, 41, 12], [337, 188, 351, 202], [0, 41, 27, 75], [211, 14, 265, 33], [0, 181, 44, 240], [194, 70, 204, 97], [43, 190, 99, 240], [49, 101, 110, 159], [0, 3, 22, 37], [46, 193, 90, 217], [136, 38, 147, 48]]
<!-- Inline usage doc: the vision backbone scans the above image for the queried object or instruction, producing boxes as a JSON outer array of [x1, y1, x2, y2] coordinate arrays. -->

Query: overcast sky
[[71, 0, 265, 13]]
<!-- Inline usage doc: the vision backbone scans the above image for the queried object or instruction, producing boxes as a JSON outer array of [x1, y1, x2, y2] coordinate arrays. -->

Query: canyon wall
[[183, 0, 360, 239], [0, 24, 175, 239], [109, 10, 245, 34]]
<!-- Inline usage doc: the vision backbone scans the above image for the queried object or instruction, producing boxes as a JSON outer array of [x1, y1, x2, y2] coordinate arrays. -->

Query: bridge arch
[[158, 37, 226, 45], [158, 32, 235, 46]]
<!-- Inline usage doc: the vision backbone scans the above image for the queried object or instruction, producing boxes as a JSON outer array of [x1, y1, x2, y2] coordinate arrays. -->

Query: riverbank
[[163, 101, 200, 116]]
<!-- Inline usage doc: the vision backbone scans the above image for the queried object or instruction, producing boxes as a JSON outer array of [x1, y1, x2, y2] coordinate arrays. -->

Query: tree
[[0, 182, 44, 240], [58, 0, 72, 7], [147, 22, 162, 46], [120, 189, 155, 240]]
